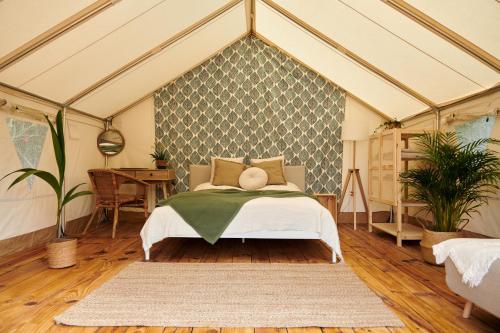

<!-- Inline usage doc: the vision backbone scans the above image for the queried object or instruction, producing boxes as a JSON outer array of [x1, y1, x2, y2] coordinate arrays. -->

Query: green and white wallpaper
[[154, 36, 345, 193]]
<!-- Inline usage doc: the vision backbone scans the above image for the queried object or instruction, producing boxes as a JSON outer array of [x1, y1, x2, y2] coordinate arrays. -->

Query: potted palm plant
[[150, 148, 169, 169], [1, 111, 92, 268], [401, 132, 500, 265]]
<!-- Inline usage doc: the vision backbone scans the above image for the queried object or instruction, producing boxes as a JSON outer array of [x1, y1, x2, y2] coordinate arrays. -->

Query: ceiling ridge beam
[[0, 81, 104, 122], [0, 0, 119, 72], [401, 84, 500, 122], [65, 0, 244, 107], [260, 0, 436, 108], [245, 0, 252, 34], [382, 0, 499, 73], [108, 32, 249, 120]]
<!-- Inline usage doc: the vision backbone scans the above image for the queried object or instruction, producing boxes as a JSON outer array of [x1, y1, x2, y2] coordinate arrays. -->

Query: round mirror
[[97, 129, 125, 156]]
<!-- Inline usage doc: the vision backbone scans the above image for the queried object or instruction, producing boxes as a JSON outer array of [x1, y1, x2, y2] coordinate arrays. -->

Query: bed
[[140, 165, 342, 262]]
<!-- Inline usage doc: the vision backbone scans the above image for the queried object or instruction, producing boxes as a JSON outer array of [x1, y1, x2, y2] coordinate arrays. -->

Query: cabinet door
[[380, 132, 396, 204], [368, 135, 380, 200]]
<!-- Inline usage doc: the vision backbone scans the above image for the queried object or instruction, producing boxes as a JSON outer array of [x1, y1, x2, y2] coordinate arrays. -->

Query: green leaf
[[61, 183, 91, 207], [5, 169, 61, 199], [45, 112, 65, 183], [61, 190, 92, 207]]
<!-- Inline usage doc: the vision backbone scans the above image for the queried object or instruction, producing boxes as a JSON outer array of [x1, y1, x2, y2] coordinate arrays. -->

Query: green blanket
[[157, 189, 314, 244]]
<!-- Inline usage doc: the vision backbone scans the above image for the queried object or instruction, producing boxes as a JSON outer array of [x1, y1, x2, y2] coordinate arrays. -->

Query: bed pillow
[[239, 167, 268, 190], [212, 159, 246, 187], [250, 155, 284, 171], [210, 156, 244, 183], [251, 159, 286, 185]]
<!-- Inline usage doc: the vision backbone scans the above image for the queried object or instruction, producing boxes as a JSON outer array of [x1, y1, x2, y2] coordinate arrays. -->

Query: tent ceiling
[[404, 0, 500, 60], [0, 0, 498, 120]]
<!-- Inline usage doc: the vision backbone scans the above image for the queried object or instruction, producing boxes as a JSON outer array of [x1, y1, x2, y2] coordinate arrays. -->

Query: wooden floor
[[1, 213, 499, 333]]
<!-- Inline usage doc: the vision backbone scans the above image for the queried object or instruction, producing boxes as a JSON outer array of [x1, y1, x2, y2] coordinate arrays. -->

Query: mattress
[[140, 183, 342, 262]]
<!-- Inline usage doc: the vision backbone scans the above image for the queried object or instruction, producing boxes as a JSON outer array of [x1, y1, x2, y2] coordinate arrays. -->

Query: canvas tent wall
[[0, 0, 498, 245], [0, 89, 104, 249]]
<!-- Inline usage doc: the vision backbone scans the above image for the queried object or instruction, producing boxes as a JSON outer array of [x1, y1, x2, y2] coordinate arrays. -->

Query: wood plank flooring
[[0, 212, 499, 333]]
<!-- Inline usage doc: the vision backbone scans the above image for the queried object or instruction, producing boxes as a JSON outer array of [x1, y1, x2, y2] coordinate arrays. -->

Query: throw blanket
[[433, 238, 500, 287], [157, 189, 315, 244]]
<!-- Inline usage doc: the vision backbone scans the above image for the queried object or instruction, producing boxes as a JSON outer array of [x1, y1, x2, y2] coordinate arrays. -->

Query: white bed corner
[[140, 165, 343, 263]]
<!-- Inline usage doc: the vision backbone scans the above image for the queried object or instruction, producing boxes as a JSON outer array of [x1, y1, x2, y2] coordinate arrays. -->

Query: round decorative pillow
[[239, 167, 268, 190]]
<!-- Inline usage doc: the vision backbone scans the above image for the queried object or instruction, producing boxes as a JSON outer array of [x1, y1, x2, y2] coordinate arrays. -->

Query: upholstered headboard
[[189, 165, 306, 192]]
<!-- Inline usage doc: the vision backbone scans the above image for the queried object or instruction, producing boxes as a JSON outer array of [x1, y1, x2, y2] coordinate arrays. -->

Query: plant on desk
[[1, 110, 92, 268], [400, 132, 500, 265], [150, 148, 169, 169]]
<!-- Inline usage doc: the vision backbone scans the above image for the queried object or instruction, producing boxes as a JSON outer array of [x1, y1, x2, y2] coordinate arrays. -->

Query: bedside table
[[314, 193, 337, 223]]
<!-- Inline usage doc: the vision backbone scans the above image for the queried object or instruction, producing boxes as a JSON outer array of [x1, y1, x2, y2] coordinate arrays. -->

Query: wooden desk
[[116, 168, 176, 212]]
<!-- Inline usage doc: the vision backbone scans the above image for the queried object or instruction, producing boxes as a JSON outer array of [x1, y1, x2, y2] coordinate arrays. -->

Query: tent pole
[[64, 0, 244, 106], [401, 84, 500, 124], [0, 0, 119, 72], [382, 0, 499, 73], [261, 0, 436, 109], [61, 106, 67, 236], [0, 82, 104, 122]]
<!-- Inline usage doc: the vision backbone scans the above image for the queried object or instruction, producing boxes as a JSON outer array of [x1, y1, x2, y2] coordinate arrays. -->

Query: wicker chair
[[84, 169, 149, 238]]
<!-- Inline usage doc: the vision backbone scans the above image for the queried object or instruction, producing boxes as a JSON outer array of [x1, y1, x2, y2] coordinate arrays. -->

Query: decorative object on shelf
[[1, 110, 92, 268], [400, 132, 500, 265], [338, 118, 368, 230], [368, 128, 428, 247], [374, 118, 402, 133], [97, 128, 124, 156], [149, 148, 169, 169]]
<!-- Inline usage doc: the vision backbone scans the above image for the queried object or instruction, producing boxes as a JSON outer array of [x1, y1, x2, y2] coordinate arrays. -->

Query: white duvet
[[140, 183, 342, 262]]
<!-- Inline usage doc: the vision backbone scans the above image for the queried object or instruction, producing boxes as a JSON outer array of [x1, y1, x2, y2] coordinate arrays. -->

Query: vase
[[420, 229, 463, 265], [46, 238, 77, 269]]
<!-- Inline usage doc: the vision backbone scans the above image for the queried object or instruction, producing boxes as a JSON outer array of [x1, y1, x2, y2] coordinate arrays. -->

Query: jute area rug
[[55, 262, 403, 328]]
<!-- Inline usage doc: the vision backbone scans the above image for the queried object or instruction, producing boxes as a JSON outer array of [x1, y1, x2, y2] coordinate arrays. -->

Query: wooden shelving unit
[[367, 128, 426, 246]]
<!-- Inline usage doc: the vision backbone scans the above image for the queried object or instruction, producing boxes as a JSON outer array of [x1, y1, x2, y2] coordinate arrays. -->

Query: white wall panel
[[406, 0, 500, 59], [0, 0, 95, 58], [20, 0, 230, 102], [344, 0, 498, 88], [0, 0, 165, 87], [273, 0, 482, 104], [73, 3, 247, 118], [255, 1, 426, 119]]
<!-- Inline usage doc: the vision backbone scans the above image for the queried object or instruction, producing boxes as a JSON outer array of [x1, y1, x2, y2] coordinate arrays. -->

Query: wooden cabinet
[[368, 129, 426, 246]]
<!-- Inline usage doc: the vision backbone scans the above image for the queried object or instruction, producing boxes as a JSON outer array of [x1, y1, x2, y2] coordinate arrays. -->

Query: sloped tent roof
[[0, 0, 498, 121]]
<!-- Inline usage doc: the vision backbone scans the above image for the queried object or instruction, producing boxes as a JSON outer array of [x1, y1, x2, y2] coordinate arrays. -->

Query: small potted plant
[[374, 118, 402, 133], [150, 148, 169, 169], [1, 111, 92, 268], [400, 132, 500, 265]]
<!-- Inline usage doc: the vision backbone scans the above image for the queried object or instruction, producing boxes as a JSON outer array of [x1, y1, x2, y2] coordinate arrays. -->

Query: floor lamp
[[338, 119, 369, 230]]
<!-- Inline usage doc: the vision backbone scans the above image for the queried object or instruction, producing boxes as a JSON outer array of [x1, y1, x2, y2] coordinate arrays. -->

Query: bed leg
[[144, 250, 150, 261], [242, 238, 245, 243], [463, 301, 473, 318]]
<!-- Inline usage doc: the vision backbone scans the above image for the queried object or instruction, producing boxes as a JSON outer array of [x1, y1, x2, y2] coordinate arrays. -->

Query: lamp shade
[[341, 119, 368, 141]]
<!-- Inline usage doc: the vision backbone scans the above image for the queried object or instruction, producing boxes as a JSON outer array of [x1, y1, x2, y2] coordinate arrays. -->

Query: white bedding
[[140, 183, 342, 262]]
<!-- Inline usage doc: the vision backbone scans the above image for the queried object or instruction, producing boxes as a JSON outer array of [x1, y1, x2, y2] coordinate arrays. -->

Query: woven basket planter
[[46, 238, 77, 269], [420, 229, 463, 265]]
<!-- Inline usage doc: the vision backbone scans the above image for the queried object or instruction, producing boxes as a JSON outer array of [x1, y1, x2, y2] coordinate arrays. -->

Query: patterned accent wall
[[155, 36, 345, 193]]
